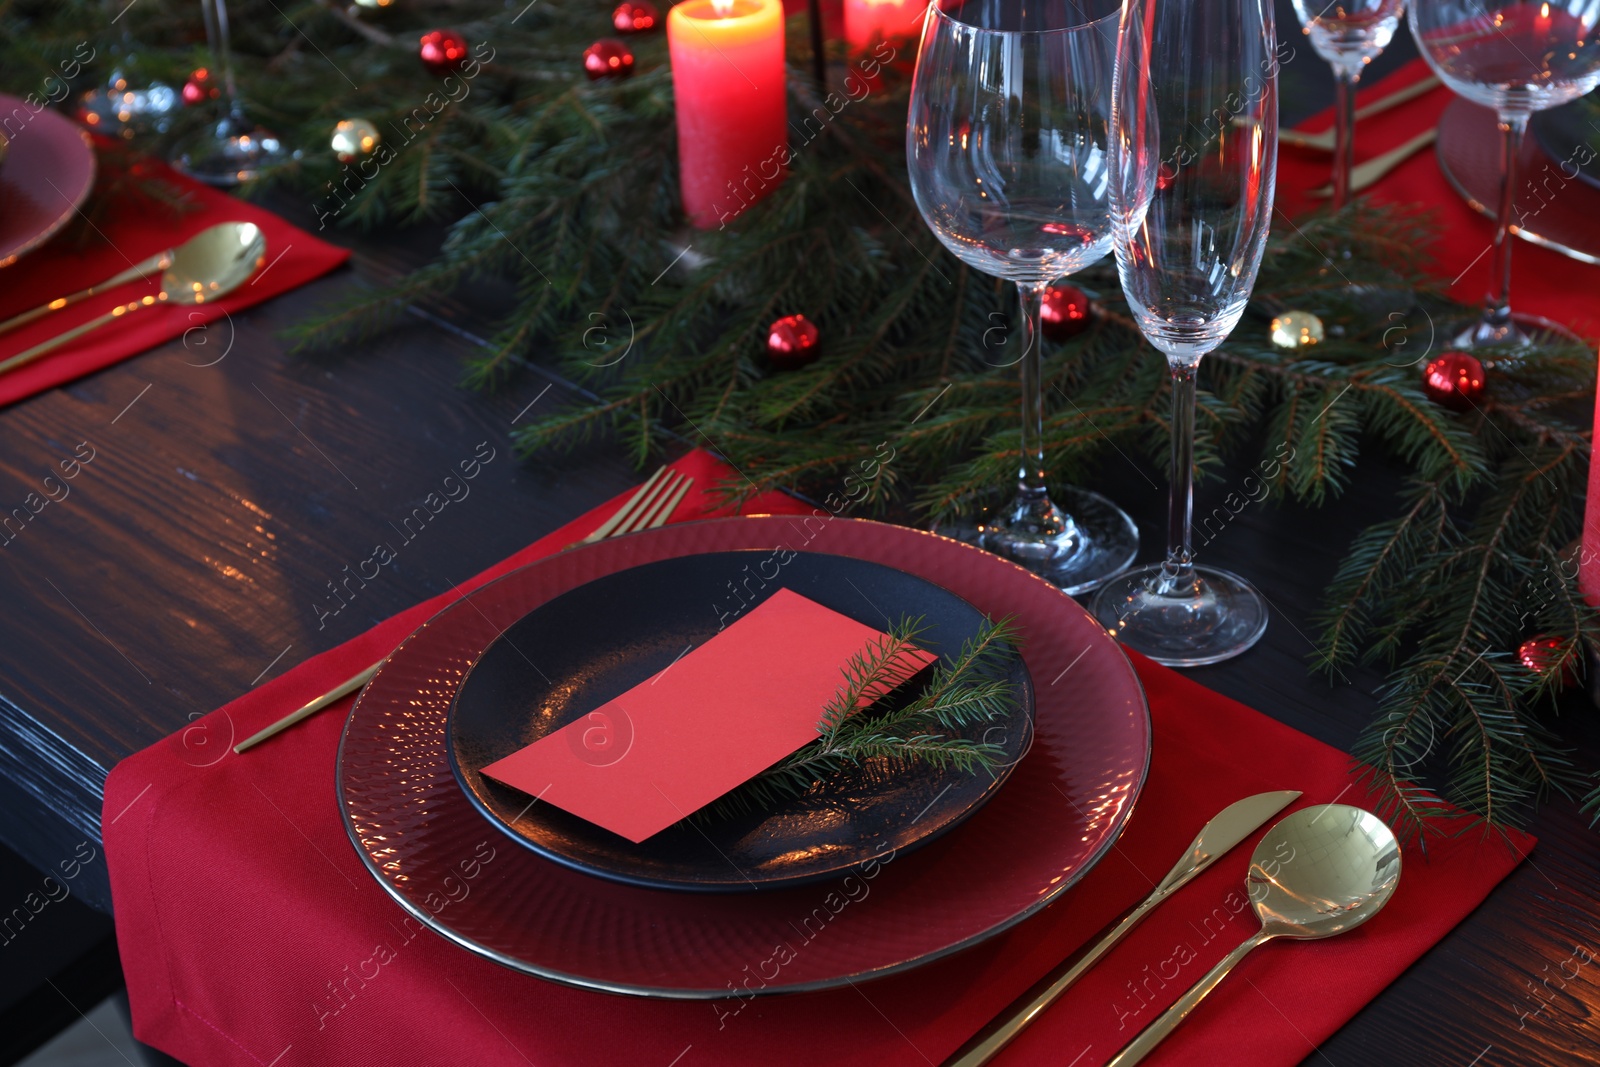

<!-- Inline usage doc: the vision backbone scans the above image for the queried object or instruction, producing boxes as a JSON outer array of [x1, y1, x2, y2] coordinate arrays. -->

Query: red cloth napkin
[[0, 147, 348, 408], [104, 448, 1531, 1067], [1276, 58, 1600, 337]]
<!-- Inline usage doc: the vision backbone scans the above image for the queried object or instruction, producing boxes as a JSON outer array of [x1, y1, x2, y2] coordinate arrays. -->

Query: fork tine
[[579, 465, 666, 545], [643, 476, 693, 531], [614, 471, 679, 537], [620, 472, 684, 536]]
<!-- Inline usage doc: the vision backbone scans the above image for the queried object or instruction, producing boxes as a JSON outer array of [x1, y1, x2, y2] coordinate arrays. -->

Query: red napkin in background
[[104, 449, 1531, 1067], [1275, 58, 1600, 337], [0, 145, 348, 408]]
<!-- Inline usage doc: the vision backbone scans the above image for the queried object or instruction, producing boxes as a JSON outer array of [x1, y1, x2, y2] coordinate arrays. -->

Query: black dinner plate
[[446, 550, 1034, 892], [1531, 98, 1600, 191]]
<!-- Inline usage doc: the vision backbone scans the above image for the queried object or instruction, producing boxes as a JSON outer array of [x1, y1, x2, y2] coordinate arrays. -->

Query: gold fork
[[232, 465, 695, 754]]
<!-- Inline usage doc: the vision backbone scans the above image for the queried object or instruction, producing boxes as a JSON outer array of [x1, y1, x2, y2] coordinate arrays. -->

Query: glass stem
[[1331, 69, 1358, 210], [198, 0, 243, 118], [1016, 282, 1049, 500], [1484, 110, 1529, 333], [1159, 360, 1199, 590]]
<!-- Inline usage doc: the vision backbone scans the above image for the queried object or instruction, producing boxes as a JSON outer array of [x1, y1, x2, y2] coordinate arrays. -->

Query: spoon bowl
[[164, 221, 266, 305], [1249, 804, 1402, 939]]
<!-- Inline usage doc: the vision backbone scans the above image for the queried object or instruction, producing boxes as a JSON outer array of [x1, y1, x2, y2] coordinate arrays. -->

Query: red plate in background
[[0, 96, 95, 269]]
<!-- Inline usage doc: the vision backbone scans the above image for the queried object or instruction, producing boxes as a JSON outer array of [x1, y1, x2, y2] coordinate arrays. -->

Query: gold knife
[[942, 789, 1302, 1067]]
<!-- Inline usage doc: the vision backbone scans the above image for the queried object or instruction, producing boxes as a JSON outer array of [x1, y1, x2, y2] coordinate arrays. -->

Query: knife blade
[[941, 789, 1303, 1067]]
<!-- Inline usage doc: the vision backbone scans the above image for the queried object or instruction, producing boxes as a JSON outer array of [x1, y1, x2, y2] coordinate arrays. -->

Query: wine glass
[[174, 0, 295, 185], [1292, 0, 1408, 207], [906, 0, 1138, 594], [1410, 0, 1600, 346], [1089, 0, 1279, 665]]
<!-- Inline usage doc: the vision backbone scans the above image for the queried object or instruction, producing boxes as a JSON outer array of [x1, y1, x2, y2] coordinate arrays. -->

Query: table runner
[[104, 445, 1532, 1067], [0, 143, 348, 409], [1276, 58, 1600, 336]]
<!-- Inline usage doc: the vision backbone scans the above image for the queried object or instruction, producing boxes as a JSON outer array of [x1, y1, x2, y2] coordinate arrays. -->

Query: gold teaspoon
[[0, 221, 267, 377], [1105, 804, 1402, 1067]]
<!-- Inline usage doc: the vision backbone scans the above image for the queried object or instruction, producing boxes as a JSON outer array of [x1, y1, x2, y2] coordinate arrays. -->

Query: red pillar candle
[[668, 0, 788, 229], [843, 0, 928, 50]]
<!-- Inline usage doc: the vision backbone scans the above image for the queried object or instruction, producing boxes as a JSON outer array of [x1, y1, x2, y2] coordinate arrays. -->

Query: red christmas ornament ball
[[1040, 284, 1092, 342], [1518, 636, 1580, 688], [181, 68, 218, 107], [419, 29, 470, 75], [766, 314, 820, 370], [612, 1, 660, 33], [583, 38, 636, 80], [1421, 351, 1487, 412]]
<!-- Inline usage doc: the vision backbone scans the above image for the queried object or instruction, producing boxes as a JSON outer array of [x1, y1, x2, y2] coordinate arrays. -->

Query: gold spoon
[[0, 221, 266, 377], [0, 222, 265, 338], [1106, 804, 1402, 1067]]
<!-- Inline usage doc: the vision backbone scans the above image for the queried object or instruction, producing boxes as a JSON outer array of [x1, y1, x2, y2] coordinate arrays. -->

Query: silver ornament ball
[[331, 118, 381, 164], [1269, 310, 1325, 350]]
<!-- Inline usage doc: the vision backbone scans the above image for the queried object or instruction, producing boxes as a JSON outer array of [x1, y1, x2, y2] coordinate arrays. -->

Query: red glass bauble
[[419, 29, 470, 75], [181, 68, 218, 107], [1040, 284, 1092, 342], [1518, 636, 1580, 688], [612, 1, 660, 33], [583, 38, 636, 80], [1421, 351, 1487, 412], [766, 314, 821, 370]]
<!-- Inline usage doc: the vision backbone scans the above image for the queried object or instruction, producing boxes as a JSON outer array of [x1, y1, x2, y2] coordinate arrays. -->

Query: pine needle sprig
[[695, 616, 1024, 823]]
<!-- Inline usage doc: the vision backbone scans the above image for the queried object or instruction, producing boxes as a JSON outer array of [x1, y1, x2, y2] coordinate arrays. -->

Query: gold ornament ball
[[1268, 310, 1325, 350], [331, 119, 381, 164]]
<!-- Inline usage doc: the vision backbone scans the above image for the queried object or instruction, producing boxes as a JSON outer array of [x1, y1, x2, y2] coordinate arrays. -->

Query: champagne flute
[[1410, 0, 1600, 346], [1291, 0, 1408, 208], [906, 0, 1138, 594], [174, 0, 294, 185], [1089, 0, 1279, 665]]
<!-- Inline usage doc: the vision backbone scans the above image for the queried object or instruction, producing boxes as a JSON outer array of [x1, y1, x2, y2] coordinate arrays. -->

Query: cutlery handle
[[942, 891, 1175, 1067], [0, 252, 167, 338], [1352, 74, 1440, 123], [1104, 931, 1271, 1067], [1351, 128, 1439, 194], [0, 298, 154, 377], [232, 661, 382, 754]]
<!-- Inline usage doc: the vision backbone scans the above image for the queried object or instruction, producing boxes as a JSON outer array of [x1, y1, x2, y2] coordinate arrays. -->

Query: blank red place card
[[481, 588, 935, 843]]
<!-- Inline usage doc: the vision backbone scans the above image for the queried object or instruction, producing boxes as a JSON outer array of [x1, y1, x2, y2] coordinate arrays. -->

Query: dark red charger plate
[[337, 516, 1150, 997], [0, 94, 96, 269]]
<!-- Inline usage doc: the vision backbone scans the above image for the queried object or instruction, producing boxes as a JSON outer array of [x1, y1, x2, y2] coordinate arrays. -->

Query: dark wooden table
[[2, 23, 1598, 1066]]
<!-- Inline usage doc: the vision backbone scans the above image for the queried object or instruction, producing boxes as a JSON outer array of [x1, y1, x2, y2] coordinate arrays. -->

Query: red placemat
[[1276, 58, 1600, 337], [104, 448, 1530, 1067], [0, 145, 348, 408]]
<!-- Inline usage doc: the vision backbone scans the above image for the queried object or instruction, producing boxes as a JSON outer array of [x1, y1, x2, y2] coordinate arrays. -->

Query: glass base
[[1451, 310, 1584, 351], [1091, 562, 1268, 667], [174, 114, 296, 187], [934, 486, 1138, 595]]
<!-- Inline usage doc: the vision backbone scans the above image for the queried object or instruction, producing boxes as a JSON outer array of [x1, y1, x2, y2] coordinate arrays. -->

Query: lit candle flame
[[711, 0, 735, 13], [1540, 2, 1550, 15]]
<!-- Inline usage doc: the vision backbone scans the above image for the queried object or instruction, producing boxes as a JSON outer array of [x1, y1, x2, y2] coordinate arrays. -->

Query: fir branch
[[695, 615, 1024, 823]]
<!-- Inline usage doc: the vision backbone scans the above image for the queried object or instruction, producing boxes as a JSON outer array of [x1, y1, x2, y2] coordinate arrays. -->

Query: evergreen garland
[[5, 0, 1600, 836]]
